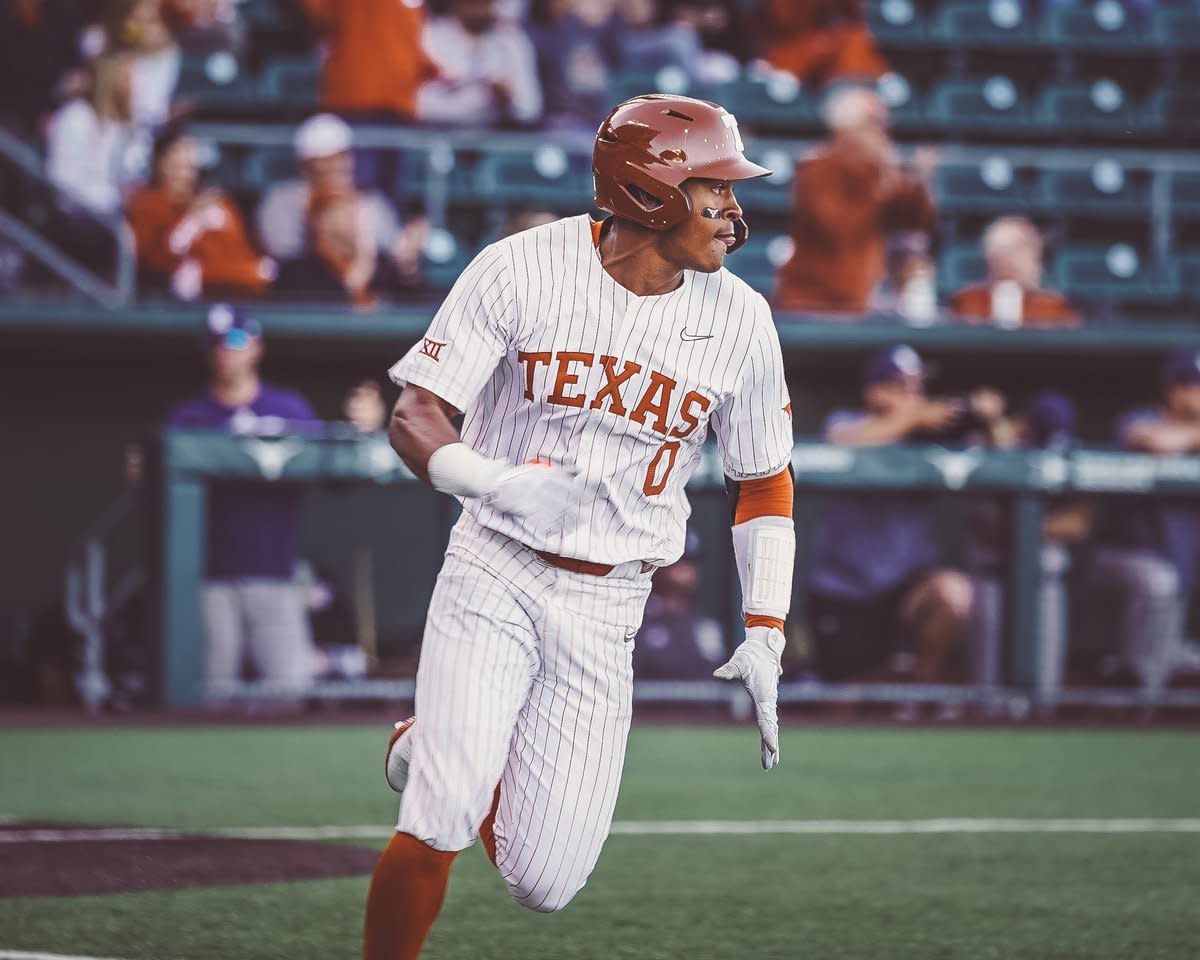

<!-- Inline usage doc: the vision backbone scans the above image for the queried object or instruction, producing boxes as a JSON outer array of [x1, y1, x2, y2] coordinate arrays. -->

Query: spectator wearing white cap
[[255, 114, 427, 283]]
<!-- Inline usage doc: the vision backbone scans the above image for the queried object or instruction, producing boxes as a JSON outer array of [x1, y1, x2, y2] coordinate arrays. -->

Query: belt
[[534, 550, 655, 578]]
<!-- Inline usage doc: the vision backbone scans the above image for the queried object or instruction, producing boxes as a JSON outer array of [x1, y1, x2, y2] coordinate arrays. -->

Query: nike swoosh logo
[[680, 330, 713, 342]]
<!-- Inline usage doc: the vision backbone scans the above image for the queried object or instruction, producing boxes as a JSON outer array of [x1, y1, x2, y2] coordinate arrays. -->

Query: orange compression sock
[[363, 831, 457, 960]]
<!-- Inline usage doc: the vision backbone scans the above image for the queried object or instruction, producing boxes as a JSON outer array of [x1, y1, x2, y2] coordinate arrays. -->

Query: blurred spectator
[[103, 0, 181, 129], [1090, 351, 1200, 697], [274, 192, 420, 307], [0, 0, 95, 139], [774, 86, 935, 316], [343, 379, 388, 433], [127, 124, 274, 299], [256, 114, 427, 282], [634, 532, 726, 680], [418, 0, 543, 127], [951, 217, 1081, 328], [618, 0, 743, 84], [757, 0, 888, 89], [161, 0, 244, 55], [167, 304, 321, 699], [871, 231, 937, 325], [806, 347, 989, 687], [46, 53, 146, 218], [46, 52, 148, 272], [968, 392, 1090, 710], [528, 0, 622, 130], [301, 0, 436, 124], [668, 0, 756, 65]]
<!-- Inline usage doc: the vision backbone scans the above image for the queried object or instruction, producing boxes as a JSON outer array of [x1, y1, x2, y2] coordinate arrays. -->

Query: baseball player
[[364, 94, 797, 960]]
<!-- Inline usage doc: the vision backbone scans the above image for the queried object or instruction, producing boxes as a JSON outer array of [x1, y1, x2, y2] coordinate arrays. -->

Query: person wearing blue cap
[[806, 345, 1004, 691], [167, 304, 321, 700], [1090, 350, 1200, 695]]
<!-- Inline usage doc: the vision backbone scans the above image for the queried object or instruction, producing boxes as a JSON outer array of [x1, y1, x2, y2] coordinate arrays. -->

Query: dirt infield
[[0, 823, 381, 897]]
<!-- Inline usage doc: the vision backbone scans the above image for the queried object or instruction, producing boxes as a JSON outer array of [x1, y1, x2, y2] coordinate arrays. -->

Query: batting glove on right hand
[[485, 462, 586, 536], [714, 625, 785, 771]]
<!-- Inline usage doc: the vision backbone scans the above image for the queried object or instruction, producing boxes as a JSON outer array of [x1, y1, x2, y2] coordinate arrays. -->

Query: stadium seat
[[925, 77, 1033, 135], [241, 147, 298, 188], [930, 0, 1034, 48], [876, 72, 925, 133], [734, 148, 795, 215], [864, 0, 929, 47], [175, 53, 257, 109], [1148, 5, 1200, 51], [724, 233, 793, 296], [1171, 172, 1200, 220], [1035, 161, 1148, 217], [932, 157, 1033, 214], [419, 228, 474, 291], [1039, 0, 1146, 52], [1173, 251, 1200, 304], [609, 67, 712, 107], [258, 57, 321, 110], [1147, 88, 1200, 138], [240, 0, 294, 31], [937, 243, 987, 297], [1052, 245, 1176, 304], [1033, 80, 1144, 137], [713, 74, 820, 134], [474, 147, 594, 209]]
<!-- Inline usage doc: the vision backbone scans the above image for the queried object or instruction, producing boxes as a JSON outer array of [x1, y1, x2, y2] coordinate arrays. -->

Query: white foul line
[[3, 819, 1200, 844], [608, 818, 1200, 835], [0, 952, 152, 960]]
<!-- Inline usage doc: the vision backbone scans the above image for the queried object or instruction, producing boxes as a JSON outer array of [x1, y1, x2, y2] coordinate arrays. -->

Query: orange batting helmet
[[592, 94, 770, 251]]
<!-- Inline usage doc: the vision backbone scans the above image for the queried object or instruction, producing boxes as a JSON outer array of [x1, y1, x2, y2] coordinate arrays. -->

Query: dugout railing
[[149, 430, 1200, 713]]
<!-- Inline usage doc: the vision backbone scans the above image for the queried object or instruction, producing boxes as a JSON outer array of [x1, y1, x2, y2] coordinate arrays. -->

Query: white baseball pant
[[397, 515, 652, 913]]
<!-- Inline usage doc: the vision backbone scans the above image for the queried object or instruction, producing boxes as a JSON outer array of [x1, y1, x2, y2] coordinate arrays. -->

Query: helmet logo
[[721, 112, 745, 152]]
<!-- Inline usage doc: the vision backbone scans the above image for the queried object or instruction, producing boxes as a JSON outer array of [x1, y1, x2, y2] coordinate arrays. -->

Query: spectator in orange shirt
[[127, 124, 274, 300], [301, 0, 438, 192], [950, 216, 1081, 328], [774, 86, 935, 316], [301, 0, 436, 122], [757, 0, 888, 89]]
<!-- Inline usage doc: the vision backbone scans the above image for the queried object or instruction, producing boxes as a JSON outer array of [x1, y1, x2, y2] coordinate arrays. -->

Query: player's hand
[[914, 398, 963, 434], [486, 461, 586, 535], [714, 625, 784, 771]]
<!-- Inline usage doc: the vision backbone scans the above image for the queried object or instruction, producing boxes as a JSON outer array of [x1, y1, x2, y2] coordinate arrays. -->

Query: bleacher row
[[180, 51, 1200, 145], [187, 126, 1200, 309]]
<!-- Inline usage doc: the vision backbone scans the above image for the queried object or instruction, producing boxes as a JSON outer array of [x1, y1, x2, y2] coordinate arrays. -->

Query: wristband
[[426, 442, 507, 498]]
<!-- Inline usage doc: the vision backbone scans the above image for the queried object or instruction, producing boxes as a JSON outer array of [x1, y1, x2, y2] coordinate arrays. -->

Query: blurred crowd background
[[2, 0, 1200, 715]]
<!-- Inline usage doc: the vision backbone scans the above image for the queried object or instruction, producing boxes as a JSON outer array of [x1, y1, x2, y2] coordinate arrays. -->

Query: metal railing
[[0, 126, 135, 306]]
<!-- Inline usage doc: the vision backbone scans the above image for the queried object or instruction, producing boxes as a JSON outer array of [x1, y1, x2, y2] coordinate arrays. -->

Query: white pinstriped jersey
[[389, 214, 793, 566]]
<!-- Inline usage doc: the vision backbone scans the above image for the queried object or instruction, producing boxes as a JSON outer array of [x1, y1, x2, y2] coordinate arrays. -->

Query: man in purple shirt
[[1091, 350, 1200, 696], [168, 304, 320, 699], [807, 346, 1002, 687]]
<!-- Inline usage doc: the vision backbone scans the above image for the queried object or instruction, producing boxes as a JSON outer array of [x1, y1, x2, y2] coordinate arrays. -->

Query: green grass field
[[1, 725, 1198, 959]]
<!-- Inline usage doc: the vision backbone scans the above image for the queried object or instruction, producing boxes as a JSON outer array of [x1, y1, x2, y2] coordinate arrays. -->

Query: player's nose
[[722, 189, 743, 222]]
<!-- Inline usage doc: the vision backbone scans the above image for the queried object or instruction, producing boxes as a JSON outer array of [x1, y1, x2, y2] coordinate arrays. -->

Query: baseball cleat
[[385, 717, 415, 793]]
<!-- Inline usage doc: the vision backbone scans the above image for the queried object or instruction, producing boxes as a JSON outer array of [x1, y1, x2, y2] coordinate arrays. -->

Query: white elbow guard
[[731, 515, 795, 621], [426, 442, 507, 499]]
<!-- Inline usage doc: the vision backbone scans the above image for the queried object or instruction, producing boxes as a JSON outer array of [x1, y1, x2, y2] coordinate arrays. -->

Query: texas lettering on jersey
[[517, 351, 712, 440], [389, 214, 793, 565]]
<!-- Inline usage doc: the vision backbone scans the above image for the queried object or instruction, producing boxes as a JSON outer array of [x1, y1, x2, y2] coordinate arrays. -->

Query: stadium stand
[[2, 0, 1200, 713]]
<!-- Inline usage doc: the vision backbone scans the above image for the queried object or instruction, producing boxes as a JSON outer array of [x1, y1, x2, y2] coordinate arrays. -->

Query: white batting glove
[[714, 625, 784, 771], [485, 462, 586, 535]]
